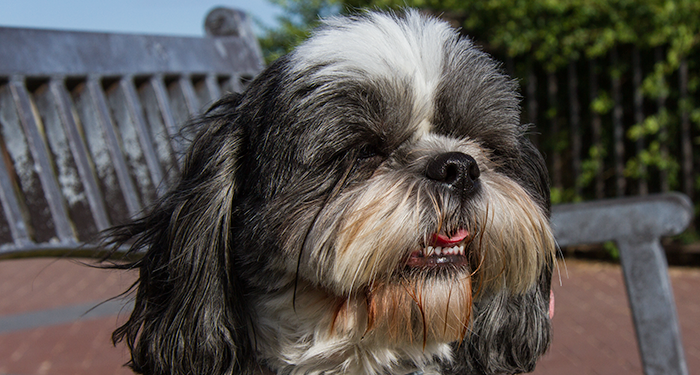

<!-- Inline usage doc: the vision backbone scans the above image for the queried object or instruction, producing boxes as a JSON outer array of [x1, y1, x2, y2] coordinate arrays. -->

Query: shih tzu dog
[[107, 9, 556, 375]]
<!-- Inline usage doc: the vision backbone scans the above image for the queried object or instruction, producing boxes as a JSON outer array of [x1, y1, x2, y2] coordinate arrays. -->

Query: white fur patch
[[291, 10, 456, 134]]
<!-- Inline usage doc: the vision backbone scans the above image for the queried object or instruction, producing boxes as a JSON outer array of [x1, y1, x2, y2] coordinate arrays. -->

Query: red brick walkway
[[1, 258, 698, 374], [0, 258, 134, 375], [533, 259, 700, 375]]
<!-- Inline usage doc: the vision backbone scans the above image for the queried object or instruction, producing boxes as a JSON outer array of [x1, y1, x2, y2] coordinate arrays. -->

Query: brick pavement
[[0, 257, 698, 375], [533, 260, 700, 375], [0, 258, 135, 375]]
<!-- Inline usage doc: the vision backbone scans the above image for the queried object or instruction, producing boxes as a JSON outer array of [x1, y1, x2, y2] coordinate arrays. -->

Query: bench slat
[[33, 79, 99, 240], [10, 80, 76, 243], [50, 80, 111, 232], [138, 76, 181, 184], [205, 74, 223, 103], [87, 78, 143, 217], [121, 78, 166, 197], [0, 139, 31, 244]]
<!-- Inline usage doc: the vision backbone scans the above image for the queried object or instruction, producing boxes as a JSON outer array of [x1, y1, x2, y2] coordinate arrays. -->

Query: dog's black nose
[[426, 152, 480, 193]]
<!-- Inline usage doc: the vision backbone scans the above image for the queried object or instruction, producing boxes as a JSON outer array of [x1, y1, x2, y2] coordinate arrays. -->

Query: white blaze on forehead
[[291, 10, 456, 135]]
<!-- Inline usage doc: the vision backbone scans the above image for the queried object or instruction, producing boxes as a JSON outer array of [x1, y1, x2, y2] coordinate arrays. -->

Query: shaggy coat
[[108, 10, 555, 375]]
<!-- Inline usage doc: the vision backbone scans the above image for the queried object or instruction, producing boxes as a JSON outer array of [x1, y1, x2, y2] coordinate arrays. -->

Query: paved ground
[[0, 257, 698, 375]]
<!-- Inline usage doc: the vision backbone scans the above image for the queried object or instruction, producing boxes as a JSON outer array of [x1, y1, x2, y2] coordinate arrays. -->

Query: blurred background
[[1, 1, 699, 374]]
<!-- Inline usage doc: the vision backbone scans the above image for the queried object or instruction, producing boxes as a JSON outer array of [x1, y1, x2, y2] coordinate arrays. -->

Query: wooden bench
[[0, 8, 691, 375], [0, 8, 263, 258]]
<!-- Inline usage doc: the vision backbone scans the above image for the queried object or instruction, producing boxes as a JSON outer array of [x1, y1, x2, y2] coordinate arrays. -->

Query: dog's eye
[[356, 144, 381, 161]]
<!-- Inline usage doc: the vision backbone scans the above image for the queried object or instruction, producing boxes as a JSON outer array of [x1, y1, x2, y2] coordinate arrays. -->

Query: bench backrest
[[0, 8, 263, 258]]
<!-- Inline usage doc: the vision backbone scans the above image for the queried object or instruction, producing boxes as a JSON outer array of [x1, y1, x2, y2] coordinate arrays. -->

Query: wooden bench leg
[[618, 239, 688, 375]]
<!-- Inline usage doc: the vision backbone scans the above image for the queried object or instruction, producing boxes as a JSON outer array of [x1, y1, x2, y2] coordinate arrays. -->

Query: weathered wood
[[552, 193, 692, 375], [0, 8, 263, 258]]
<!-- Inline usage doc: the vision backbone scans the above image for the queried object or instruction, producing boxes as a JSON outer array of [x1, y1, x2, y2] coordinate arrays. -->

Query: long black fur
[[107, 94, 257, 375]]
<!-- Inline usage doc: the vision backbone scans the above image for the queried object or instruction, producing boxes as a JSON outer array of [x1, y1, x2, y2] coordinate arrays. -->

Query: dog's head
[[110, 10, 556, 375]]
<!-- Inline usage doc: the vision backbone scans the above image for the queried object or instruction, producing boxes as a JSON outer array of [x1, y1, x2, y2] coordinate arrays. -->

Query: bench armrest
[[552, 193, 692, 375]]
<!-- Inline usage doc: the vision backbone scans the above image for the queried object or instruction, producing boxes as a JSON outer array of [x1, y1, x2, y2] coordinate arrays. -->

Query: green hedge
[[259, 0, 700, 207]]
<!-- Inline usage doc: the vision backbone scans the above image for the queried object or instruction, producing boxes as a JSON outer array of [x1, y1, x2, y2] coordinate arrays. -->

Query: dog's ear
[[108, 93, 255, 375], [519, 136, 552, 213]]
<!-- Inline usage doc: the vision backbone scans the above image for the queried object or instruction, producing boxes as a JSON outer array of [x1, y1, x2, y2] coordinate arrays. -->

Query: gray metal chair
[[0, 8, 692, 375]]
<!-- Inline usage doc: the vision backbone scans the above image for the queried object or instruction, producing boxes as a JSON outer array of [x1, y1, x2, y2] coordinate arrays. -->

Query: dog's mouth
[[406, 229, 470, 269]]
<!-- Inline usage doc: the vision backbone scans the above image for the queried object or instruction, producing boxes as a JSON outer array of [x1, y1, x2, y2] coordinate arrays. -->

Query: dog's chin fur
[[107, 9, 556, 375]]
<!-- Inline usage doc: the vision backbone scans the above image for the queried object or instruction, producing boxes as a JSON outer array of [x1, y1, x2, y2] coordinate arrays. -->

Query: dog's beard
[[275, 136, 556, 350], [363, 274, 473, 345]]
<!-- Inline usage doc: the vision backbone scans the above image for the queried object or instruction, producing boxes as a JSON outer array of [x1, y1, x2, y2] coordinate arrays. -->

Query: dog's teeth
[[420, 245, 466, 258]]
